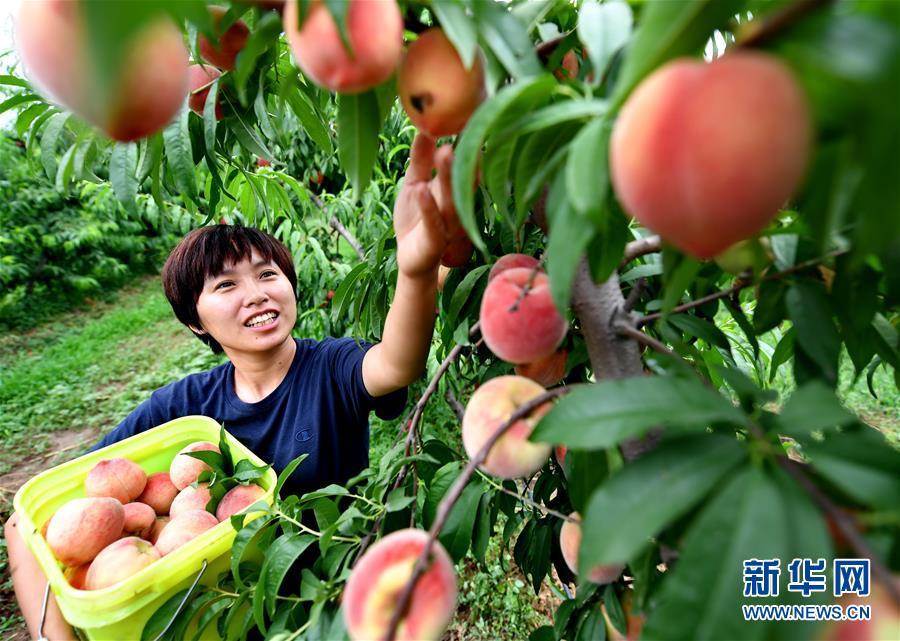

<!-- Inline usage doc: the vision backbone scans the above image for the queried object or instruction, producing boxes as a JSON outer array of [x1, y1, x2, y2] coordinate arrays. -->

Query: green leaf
[[229, 117, 273, 164], [274, 453, 308, 498], [609, 0, 746, 110], [574, 606, 606, 641], [753, 280, 787, 334], [0, 93, 42, 116], [163, 107, 198, 203], [501, 100, 608, 139], [40, 113, 70, 181], [532, 377, 746, 448], [565, 117, 612, 225], [438, 478, 484, 562], [578, 0, 633, 83], [284, 90, 333, 155], [337, 91, 381, 201], [666, 314, 731, 353], [109, 142, 139, 213], [385, 487, 415, 513], [471, 492, 494, 565], [473, 1, 543, 79], [580, 434, 746, 568], [424, 461, 463, 529], [231, 515, 278, 589], [261, 533, 316, 617], [786, 282, 840, 383], [641, 467, 786, 641], [776, 382, 857, 438], [141, 589, 190, 641], [15, 102, 50, 139], [232, 11, 283, 104], [726, 298, 760, 361], [447, 265, 490, 329], [0, 74, 29, 88], [432, 0, 479, 70], [513, 124, 579, 224], [137, 134, 163, 184], [545, 173, 594, 314], [567, 450, 609, 514], [661, 257, 702, 316]]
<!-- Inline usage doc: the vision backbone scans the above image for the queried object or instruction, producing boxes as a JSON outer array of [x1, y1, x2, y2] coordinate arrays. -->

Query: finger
[[416, 184, 447, 238], [434, 145, 455, 216], [405, 132, 437, 184]]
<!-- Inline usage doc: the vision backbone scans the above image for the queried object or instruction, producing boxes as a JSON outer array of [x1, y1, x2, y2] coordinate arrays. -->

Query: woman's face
[[193, 248, 297, 354]]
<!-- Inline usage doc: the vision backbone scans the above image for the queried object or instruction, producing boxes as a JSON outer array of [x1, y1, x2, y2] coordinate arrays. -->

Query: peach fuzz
[[343, 528, 457, 641], [170, 441, 220, 490], [199, 5, 249, 71], [216, 484, 267, 521], [148, 516, 171, 545], [188, 64, 223, 119], [85, 457, 147, 504], [609, 51, 811, 259], [487, 254, 541, 282], [284, 0, 403, 94], [15, 0, 188, 142], [122, 502, 156, 539], [515, 348, 568, 388], [462, 375, 553, 479], [560, 513, 624, 585], [170, 483, 213, 518], [479, 267, 568, 365], [46, 497, 125, 566], [136, 472, 179, 515], [85, 536, 161, 590], [399, 28, 486, 137], [155, 510, 219, 556]]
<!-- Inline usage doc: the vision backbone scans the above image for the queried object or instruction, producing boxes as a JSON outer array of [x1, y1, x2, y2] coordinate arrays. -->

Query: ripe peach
[[46, 497, 125, 566], [462, 375, 553, 479], [399, 28, 486, 137], [602, 591, 645, 641], [187, 64, 223, 119], [85, 458, 147, 505], [15, 0, 188, 141], [343, 528, 457, 641], [555, 446, 567, 467], [148, 516, 170, 545], [169, 483, 213, 518], [283, 0, 403, 94], [816, 581, 899, 641], [515, 348, 568, 388], [560, 513, 624, 584], [488, 254, 542, 282], [610, 52, 811, 259], [199, 6, 249, 71], [136, 472, 179, 515], [85, 536, 161, 590], [555, 51, 578, 81], [170, 441, 220, 490], [64, 563, 90, 590], [155, 510, 219, 556], [122, 502, 156, 539], [215, 484, 267, 521], [479, 267, 567, 364], [441, 232, 473, 268]]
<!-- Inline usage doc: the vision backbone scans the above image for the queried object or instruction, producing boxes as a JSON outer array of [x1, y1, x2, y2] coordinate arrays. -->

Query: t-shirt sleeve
[[325, 337, 408, 421]]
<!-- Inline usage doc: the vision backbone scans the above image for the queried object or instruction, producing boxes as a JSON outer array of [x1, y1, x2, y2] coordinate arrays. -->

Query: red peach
[[479, 267, 568, 364], [555, 51, 579, 81], [284, 0, 403, 94], [122, 502, 156, 539], [170, 483, 213, 518], [187, 64, 223, 119], [46, 497, 125, 566], [560, 512, 624, 585], [488, 254, 542, 282], [441, 232, 473, 268], [555, 446, 567, 468], [199, 6, 249, 71], [136, 472, 179, 515], [15, 0, 189, 141], [215, 484, 267, 521], [609, 52, 811, 259], [462, 375, 553, 479], [154, 510, 219, 556], [515, 348, 568, 388], [85, 536, 161, 590], [148, 516, 171, 545], [64, 563, 90, 590], [343, 528, 457, 641], [170, 441, 220, 490], [85, 458, 147, 505], [399, 28, 486, 137], [815, 580, 899, 641]]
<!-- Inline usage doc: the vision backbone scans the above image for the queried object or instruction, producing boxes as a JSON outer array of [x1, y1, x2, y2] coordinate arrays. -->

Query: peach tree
[[3, 0, 899, 639]]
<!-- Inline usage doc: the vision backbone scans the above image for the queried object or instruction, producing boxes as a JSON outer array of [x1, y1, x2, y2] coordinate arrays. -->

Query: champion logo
[[294, 428, 313, 443]]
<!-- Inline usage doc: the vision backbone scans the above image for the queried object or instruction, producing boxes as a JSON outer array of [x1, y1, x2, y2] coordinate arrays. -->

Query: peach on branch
[[122, 502, 156, 539], [169, 482, 213, 518], [170, 441, 220, 490], [215, 483, 267, 521], [487, 254, 542, 283], [136, 472, 179, 515], [343, 528, 457, 641], [479, 267, 568, 364], [609, 51, 811, 259], [187, 64, 224, 119], [515, 348, 568, 388], [85, 457, 147, 504], [560, 512, 624, 584], [399, 28, 486, 137], [85, 536, 161, 590], [199, 6, 249, 71], [284, 0, 403, 94], [462, 375, 553, 479], [155, 510, 219, 556], [555, 51, 579, 81], [15, 0, 189, 141], [46, 497, 125, 566]]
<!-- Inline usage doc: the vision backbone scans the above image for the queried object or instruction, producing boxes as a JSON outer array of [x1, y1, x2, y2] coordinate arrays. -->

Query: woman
[[5, 133, 456, 640]]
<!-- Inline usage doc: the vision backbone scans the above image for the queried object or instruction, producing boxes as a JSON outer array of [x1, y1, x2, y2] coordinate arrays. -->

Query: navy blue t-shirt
[[91, 337, 407, 496]]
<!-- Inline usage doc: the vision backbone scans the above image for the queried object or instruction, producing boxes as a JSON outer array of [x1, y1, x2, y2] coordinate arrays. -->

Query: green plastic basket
[[13, 415, 276, 640]]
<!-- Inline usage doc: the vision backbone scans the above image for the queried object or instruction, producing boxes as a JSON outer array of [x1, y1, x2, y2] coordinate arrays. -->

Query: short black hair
[[161, 225, 298, 354]]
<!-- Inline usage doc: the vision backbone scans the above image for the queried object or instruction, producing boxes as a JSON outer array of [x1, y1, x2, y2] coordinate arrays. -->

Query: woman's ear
[[189, 324, 207, 336]]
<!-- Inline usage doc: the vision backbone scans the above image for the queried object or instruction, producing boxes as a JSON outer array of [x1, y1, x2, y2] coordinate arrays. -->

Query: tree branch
[[612, 322, 679, 360], [308, 191, 366, 260], [382, 386, 572, 641], [737, 0, 833, 48], [620, 235, 661, 268]]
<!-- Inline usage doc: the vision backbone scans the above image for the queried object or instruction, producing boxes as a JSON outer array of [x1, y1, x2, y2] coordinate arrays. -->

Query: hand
[[393, 133, 455, 279]]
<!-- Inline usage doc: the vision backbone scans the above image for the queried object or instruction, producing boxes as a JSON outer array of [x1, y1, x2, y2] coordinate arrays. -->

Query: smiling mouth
[[245, 312, 279, 328]]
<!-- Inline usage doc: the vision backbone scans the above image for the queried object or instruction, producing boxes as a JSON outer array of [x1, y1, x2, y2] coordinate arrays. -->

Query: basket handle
[[36, 581, 51, 641], [152, 558, 209, 641]]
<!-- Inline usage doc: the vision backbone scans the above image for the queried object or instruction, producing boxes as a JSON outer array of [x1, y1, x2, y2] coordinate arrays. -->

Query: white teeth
[[246, 312, 277, 327]]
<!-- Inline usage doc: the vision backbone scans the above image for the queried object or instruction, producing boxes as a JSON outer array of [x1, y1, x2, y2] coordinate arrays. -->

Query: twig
[[737, 0, 833, 48], [620, 235, 662, 268], [508, 259, 545, 314], [612, 322, 679, 360], [478, 471, 576, 524], [623, 277, 645, 313], [307, 190, 366, 260], [445, 388, 465, 422], [382, 386, 572, 641]]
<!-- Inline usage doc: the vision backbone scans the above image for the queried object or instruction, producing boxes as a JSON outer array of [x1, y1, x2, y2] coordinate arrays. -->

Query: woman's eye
[[261, 270, 277, 278], [215, 281, 233, 290]]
